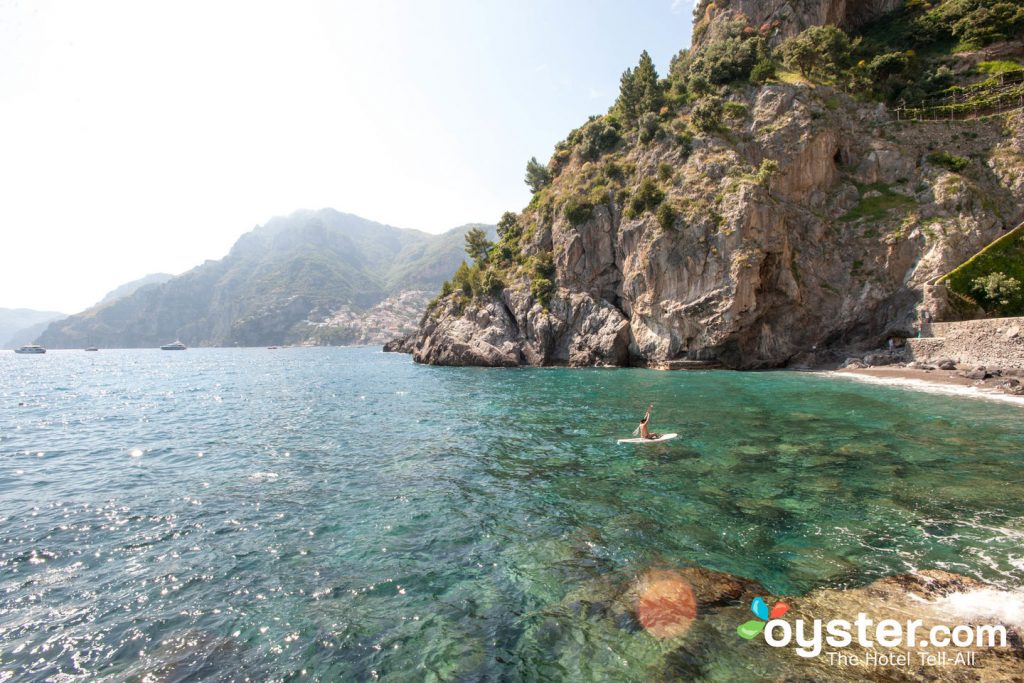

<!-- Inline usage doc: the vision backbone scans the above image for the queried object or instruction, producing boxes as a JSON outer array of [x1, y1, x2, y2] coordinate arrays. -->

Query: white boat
[[14, 344, 46, 354], [84, 347, 99, 352], [160, 341, 187, 351]]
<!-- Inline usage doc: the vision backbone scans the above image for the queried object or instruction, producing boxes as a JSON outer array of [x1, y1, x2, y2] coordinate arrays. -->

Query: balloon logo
[[737, 596, 790, 640]]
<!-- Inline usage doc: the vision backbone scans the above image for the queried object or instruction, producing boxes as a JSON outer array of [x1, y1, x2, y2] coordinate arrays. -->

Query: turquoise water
[[1, 347, 1023, 680]]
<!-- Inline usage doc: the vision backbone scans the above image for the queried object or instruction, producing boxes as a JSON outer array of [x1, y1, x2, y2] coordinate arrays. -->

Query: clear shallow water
[[1, 347, 1023, 681]]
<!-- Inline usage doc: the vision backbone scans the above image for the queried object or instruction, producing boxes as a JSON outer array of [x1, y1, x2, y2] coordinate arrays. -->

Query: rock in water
[[634, 570, 699, 639], [383, 334, 416, 354]]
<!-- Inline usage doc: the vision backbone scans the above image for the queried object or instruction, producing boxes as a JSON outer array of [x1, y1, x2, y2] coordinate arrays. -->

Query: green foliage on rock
[[942, 224, 1024, 316], [841, 183, 917, 222], [656, 202, 678, 231], [627, 178, 666, 219], [780, 25, 855, 79], [528, 251, 556, 309], [750, 58, 777, 85], [928, 151, 970, 173], [691, 96, 724, 132], [496, 211, 519, 240], [685, 20, 768, 88], [564, 198, 595, 226]]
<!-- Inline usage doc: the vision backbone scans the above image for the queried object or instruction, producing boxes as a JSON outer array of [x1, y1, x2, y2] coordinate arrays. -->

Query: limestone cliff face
[[693, 0, 904, 47], [413, 81, 1024, 368]]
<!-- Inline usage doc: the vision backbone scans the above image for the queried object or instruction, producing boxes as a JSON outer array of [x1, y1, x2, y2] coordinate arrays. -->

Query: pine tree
[[464, 227, 492, 263], [524, 157, 551, 193], [634, 50, 662, 115], [615, 51, 662, 124]]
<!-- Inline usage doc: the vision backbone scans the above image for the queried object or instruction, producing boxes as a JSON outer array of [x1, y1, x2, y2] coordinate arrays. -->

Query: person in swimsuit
[[639, 403, 660, 440]]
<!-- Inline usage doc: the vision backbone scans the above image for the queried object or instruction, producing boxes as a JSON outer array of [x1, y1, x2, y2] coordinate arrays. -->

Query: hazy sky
[[1, 0, 694, 312]]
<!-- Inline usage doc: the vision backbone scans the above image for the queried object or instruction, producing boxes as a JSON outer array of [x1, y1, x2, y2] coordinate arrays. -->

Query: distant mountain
[[0, 309, 66, 349], [36, 209, 493, 348], [98, 273, 174, 307]]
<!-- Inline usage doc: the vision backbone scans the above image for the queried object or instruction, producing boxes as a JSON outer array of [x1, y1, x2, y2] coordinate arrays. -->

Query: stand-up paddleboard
[[617, 433, 678, 444]]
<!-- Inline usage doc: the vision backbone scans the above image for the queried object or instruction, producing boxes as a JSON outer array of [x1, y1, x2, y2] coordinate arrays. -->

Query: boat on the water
[[14, 344, 46, 354], [160, 341, 187, 351], [84, 347, 99, 352]]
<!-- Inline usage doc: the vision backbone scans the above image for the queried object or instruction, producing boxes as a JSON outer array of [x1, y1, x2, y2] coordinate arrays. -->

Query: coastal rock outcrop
[[412, 3, 1024, 369]]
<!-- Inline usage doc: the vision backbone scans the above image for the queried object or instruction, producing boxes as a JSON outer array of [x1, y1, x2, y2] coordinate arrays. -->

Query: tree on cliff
[[464, 227, 493, 263], [524, 157, 551, 193], [615, 50, 663, 123], [780, 25, 853, 79]]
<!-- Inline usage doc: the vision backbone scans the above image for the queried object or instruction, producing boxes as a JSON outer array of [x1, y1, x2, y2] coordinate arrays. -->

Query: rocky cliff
[[412, 2, 1024, 369], [693, 0, 904, 47], [37, 211, 493, 348]]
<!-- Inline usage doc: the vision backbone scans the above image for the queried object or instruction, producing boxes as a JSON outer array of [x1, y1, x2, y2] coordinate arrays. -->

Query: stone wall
[[907, 317, 1024, 368]]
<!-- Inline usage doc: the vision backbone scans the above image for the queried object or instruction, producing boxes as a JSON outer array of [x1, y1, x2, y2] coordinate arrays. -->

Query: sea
[[2, 347, 1022, 680]]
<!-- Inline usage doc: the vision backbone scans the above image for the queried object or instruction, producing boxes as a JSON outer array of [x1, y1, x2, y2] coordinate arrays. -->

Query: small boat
[[84, 347, 99, 352], [14, 344, 46, 354], [160, 341, 187, 351], [267, 345, 279, 349]]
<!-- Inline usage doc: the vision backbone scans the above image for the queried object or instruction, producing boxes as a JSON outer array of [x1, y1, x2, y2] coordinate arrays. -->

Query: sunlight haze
[[0, 0, 694, 312]]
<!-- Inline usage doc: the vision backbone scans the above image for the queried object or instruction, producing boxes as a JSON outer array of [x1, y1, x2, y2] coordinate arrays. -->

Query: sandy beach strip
[[821, 366, 1024, 407]]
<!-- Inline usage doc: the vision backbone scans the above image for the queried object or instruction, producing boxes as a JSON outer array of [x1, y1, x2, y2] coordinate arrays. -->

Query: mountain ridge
[[37, 209, 493, 348]]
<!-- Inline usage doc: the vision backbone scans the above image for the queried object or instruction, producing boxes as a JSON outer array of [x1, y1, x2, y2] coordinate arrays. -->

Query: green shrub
[[686, 19, 767, 87], [928, 151, 970, 173], [657, 163, 674, 183], [691, 96, 723, 132], [453, 261, 473, 296], [862, 51, 913, 102], [528, 251, 556, 309], [530, 277, 554, 309], [754, 159, 779, 185], [638, 112, 661, 143], [947, 1, 1024, 49], [656, 202, 678, 231], [565, 117, 622, 161], [977, 60, 1024, 75], [603, 160, 626, 182], [750, 58, 777, 84], [971, 271, 1023, 315], [780, 25, 853, 79], [564, 199, 595, 226], [627, 178, 665, 219], [723, 101, 749, 120], [482, 269, 505, 296], [496, 211, 519, 240], [675, 131, 694, 157], [529, 251, 555, 279]]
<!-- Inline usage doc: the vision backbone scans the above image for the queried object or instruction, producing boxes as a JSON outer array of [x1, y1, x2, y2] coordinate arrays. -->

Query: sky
[[0, 0, 695, 312]]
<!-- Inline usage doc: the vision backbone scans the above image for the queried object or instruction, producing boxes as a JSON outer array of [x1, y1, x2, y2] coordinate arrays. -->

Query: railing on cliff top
[[892, 71, 1024, 122]]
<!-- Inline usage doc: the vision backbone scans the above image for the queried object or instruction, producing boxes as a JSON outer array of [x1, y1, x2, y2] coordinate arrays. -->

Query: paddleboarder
[[639, 403, 661, 440]]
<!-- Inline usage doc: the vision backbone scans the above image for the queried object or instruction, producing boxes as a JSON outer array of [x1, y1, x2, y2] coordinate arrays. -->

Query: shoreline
[[821, 366, 1024, 406]]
